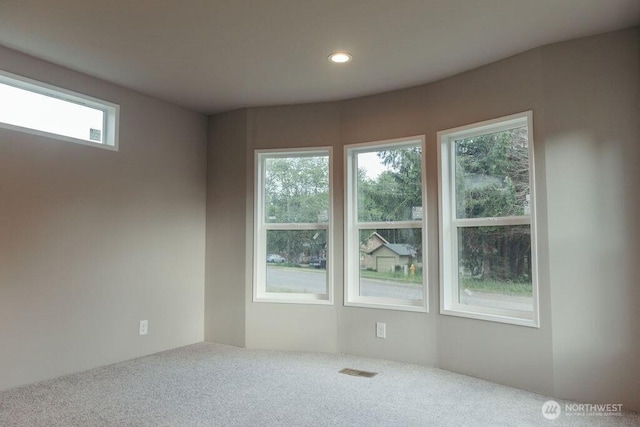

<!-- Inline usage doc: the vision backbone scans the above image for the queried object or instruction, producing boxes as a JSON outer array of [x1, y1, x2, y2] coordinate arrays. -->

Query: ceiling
[[0, 0, 638, 114]]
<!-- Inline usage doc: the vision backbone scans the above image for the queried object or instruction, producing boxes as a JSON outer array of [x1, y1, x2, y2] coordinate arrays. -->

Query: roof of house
[[369, 243, 416, 257], [366, 232, 389, 245]]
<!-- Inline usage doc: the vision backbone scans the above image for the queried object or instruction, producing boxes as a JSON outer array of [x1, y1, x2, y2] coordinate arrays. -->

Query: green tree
[[455, 127, 528, 218], [357, 146, 424, 262], [265, 156, 329, 223], [264, 156, 329, 262], [455, 127, 531, 282], [358, 146, 423, 222]]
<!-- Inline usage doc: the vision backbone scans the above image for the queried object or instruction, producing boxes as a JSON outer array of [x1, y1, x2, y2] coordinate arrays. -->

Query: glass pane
[[356, 145, 423, 222], [455, 127, 530, 219], [266, 229, 327, 294], [358, 228, 423, 300], [457, 225, 533, 315], [264, 155, 329, 223], [0, 82, 105, 143]]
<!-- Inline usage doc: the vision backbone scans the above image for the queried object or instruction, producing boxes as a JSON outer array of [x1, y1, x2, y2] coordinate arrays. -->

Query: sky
[[358, 151, 388, 180], [0, 82, 103, 142]]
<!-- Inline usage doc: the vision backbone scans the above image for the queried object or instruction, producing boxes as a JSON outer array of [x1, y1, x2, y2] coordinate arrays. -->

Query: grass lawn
[[460, 277, 532, 297], [267, 263, 325, 272], [359, 269, 422, 285]]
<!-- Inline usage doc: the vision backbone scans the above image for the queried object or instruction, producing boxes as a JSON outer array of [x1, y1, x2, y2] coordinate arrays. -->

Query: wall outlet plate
[[376, 322, 386, 339], [139, 320, 148, 335]]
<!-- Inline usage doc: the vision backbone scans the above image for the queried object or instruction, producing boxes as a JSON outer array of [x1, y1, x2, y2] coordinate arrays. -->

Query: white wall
[[206, 27, 640, 410], [0, 46, 208, 391], [542, 29, 640, 410]]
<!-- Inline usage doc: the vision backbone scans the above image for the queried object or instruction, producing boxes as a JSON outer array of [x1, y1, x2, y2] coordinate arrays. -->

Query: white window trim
[[344, 135, 428, 312], [0, 69, 119, 150], [253, 147, 334, 305], [438, 111, 540, 327]]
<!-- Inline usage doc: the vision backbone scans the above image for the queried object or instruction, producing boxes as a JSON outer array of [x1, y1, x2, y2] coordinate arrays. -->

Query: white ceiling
[[0, 0, 638, 114]]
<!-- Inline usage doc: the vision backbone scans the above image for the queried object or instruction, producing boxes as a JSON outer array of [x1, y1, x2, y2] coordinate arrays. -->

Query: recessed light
[[328, 52, 352, 63]]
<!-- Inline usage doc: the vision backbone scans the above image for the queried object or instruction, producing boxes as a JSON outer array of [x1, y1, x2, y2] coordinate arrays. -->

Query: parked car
[[266, 254, 285, 263], [310, 257, 326, 269]]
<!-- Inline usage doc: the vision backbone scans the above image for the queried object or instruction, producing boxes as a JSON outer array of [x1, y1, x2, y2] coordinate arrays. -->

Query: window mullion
[[354, 221, 422, 229], [453, 216, 531, 227], [264, 223, 329, 231]]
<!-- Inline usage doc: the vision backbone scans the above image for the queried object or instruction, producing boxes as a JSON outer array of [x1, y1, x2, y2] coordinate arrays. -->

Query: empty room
[[0, 1, 639, 425]]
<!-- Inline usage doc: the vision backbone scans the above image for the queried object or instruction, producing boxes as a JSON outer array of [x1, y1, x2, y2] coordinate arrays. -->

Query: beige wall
[[0, 46, 208, 391], [205, 110, 247, 346], [542, 29, 640, 409], [206, 28, 640, 409], [427, 47, 555, 395], [244, 104, 341, 353]]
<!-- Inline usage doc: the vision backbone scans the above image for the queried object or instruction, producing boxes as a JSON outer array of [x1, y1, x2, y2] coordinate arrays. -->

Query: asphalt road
[[459, 289, 533, 311], [266, 265, 533, 311], [266, 265, 423, 299]]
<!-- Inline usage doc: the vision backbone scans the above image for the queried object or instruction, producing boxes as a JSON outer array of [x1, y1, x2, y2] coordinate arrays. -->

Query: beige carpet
[[0, 342, 637, 426]]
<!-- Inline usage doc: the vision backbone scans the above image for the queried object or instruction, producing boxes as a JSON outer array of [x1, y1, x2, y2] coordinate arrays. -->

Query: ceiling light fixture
[[328, 52, 352, 63]]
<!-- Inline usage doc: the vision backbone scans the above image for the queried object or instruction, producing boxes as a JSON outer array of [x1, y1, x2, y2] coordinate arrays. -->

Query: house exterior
[[360, 232, 387, 269], [360, 232, 417, 271], [366, 243, 416, 272]]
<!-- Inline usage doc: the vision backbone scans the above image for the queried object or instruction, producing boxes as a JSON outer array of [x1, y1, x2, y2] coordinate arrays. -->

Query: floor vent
[[339, 368, 377, 378]]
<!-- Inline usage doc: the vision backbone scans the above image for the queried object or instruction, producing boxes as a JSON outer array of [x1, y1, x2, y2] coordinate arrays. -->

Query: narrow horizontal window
[[345, 136, 428, 312], [438, 111, 539, 327], [254, 149, 333, 304], [0, 70, 119, 150]]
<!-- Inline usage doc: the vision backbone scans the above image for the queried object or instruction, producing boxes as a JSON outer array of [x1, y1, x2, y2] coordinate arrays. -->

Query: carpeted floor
[[0, 342, 637, 426]]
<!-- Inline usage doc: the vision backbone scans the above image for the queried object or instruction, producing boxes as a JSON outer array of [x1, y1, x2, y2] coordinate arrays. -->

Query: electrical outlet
[[139, 320, 148, 336], [376, 322, 386, 339]]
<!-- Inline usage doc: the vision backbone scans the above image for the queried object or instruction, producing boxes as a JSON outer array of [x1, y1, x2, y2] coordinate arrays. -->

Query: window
[[438, 111, 539, 327], [345, 136, 427, 312], [0, 70, 119, 149], [254, 149, 332, 304]]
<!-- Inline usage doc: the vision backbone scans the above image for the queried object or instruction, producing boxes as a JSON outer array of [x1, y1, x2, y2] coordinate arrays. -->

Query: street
[[266, 265, 423, 299], [266, 265, 533, 311]]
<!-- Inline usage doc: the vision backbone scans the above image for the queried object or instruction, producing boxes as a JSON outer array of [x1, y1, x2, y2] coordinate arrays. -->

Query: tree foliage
[[357, 146, 424, 262], [455, 127, 532, 282], [261, 131, 532, 284], [357, 146, 422, 222], [264, 156, 328, 261], [455, 127, 529, 218], [265, 156, 329, 223]]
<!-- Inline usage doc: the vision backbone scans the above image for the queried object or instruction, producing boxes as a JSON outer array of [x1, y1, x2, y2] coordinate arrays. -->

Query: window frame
[[344, 135, 428, 312], [253, 147, 334, 305], [437, 111, 540, 327], [0, 69, 119, 150]]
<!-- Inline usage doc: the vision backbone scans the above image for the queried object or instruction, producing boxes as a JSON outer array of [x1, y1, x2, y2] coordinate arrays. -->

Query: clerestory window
[[0, 70, 119, 150]]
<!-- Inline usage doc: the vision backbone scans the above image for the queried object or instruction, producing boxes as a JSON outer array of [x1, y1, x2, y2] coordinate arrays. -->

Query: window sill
[[345, 299, 427, 313], [253, 295, 333, 305], [440, 307, 539, 328]]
